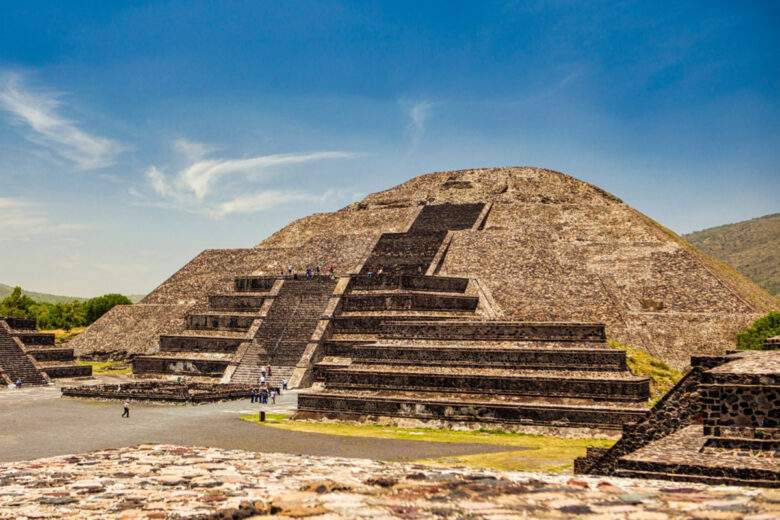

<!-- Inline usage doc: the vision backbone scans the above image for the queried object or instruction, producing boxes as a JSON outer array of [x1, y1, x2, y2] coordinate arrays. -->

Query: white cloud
[[402, 100, 433, 147], [0, 197, 86, 241], [0, 73, 123, 170], [140, 141, 357, 218], [208, 190, 318, 218]]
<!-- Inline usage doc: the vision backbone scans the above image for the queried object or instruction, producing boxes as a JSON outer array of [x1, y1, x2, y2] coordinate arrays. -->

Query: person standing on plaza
[[122, 400, 130, 418]]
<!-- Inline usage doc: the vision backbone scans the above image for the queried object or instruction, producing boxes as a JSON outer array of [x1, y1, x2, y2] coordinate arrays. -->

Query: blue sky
[[0, 1, 778, 296]]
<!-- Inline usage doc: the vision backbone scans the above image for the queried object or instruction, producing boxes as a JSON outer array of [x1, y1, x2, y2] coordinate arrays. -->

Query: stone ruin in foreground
[[64, 167, 778, 484]]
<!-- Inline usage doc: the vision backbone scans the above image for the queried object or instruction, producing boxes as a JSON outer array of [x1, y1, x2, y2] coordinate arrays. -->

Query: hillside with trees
[[0, 286, 132, 330]]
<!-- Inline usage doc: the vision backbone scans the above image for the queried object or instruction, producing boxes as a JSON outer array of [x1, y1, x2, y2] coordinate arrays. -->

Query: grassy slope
[[608, 339, 682, 404], [685, 213, 780, 297], [240, 414, 614, 473], [630, 209, 779, 311]]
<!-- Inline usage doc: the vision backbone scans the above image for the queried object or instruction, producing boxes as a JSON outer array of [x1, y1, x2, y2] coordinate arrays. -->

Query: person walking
[[267, 364, 272, 377], [316, 264, 321, 277], [270, 389, 277, 405], [282, 379, 288, 391], [122, 400, 130, 418], [250, 388, 257, 403]]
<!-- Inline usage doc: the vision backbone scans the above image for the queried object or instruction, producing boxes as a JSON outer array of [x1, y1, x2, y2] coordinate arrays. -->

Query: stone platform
[[0, 444, 776, 519], [576, 350, 779, 487], [61, 381, 251, 403]]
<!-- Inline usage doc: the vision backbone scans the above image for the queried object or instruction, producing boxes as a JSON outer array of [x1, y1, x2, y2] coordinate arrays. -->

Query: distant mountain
[[0, 283, 145, 304], [685, 213, 780, 297]]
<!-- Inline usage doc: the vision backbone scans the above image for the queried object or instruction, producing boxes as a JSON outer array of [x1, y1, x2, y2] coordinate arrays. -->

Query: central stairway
[[231, 278, 336, 388], [296, 202, 651, 430]]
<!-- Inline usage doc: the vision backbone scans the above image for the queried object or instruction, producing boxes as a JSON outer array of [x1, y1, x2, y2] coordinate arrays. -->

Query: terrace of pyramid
[[67, 166, 777, 430]]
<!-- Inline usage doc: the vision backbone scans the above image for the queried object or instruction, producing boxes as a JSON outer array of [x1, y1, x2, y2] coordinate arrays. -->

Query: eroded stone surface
[[0, 444, 776, 519]]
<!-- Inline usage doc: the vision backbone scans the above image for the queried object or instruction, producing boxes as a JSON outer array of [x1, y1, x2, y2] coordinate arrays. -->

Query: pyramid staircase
[[132, 277, 276, 380], [0, 316, 91, 386], [230, 278, 336, 388], [296, 202, 651, 430]]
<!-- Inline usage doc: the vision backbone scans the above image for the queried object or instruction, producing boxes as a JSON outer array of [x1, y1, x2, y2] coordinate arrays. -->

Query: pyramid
[[70, 167, 775, 370]]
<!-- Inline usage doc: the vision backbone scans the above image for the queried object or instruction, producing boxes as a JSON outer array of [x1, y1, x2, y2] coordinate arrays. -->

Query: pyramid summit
[[71, 166, 775, 373]]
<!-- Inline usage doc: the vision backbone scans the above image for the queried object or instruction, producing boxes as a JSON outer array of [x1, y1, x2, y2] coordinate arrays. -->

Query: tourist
[[377, 265, 384, 276], [316, 264, 321, 277], [270, 389, 277, 405], [328, 265, 335, 278], [287, 264, 293, 277], [267, 364, 272, 377], [250, 388, 257, 403], [306, 265, 312, 279], [122, 400, 130, 418], [282, 379, 288, 391], [15, 378, 21, 389], [260, 366, 266, 378], [260, 375, 266, 386], [260, 387, 268, 404]]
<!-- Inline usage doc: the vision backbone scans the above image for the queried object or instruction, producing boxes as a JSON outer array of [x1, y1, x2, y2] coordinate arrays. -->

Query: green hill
[[0, 283, 145, 304], [685, 213, 780, 297]]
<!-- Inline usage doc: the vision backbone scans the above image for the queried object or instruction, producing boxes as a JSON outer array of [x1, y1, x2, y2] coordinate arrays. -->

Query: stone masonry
[[2, 444, 777, 519], [296, 203, 651, 431], [0, 317, 90, 385], [575, 350, 779, 487]]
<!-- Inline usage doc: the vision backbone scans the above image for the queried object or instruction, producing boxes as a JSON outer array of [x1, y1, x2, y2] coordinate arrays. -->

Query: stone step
[[296, 390, 646, 430], [331, 315, 453, 335], [11, 331, 55, 346], [407, 203, 485, 232], [615, 459, 780, 486], [379, 320, 606, 342], [613, 468, 778, 488], [133, 355, 231, 377], [208, 293, 267, 311], [27, 347, 76, 362], [341, 293, 479, 312], [321, 365, 649, 401], [186, 312, 257, 331], [323, 339, 376, 357], [0, 324, 48, 386], [234, 276, 276, 292], [349, 344, 627, 370], [1, 317, 36, 330], [159, 335, 244, 353], [40, 363, 92, 379], [347, 274, 469, 294]]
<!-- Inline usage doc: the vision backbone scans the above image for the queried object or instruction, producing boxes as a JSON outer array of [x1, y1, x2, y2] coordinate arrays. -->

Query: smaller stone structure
[[575, 350, 779, 487], [62, 381, 251, 402], [0, 316, 91, 386]]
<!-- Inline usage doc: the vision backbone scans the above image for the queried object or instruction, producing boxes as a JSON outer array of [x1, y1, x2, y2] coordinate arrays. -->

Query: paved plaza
[[0, 386, 509, 463]]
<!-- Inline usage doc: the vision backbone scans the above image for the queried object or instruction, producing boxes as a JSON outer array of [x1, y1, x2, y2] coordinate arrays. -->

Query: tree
[[736, 311, 780, 350], [83, 294, 132, 325], [0, 287, 35, 318]]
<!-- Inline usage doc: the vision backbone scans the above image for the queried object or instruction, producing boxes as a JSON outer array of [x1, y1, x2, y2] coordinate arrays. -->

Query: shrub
[[83, 294, 132, 325], [736, 311, 780, 350]]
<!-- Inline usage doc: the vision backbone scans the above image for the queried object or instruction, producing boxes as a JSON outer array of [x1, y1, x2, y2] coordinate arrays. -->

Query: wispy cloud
[[138, 139, 358, 218], [400, 99, 434, 149], [0, 73, 123, 170], [0, 197, 86, 240]]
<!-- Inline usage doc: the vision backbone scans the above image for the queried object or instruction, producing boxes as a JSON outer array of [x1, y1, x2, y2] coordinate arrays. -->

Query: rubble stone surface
[[0, 444, 777, 519]]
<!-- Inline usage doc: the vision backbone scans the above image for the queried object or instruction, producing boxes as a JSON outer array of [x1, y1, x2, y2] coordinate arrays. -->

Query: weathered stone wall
[[158, 335, 242, 353], [132, 357, 229, 377], [341, 293, 478, 312], [379, 321, 606, 342], [347, 274, 469, 293], [62, 382, 250, 402]]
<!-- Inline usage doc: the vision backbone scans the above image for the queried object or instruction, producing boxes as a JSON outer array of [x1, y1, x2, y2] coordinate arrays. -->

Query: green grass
[[77, 360, 131, 375], [608, 339, 682, 404], [240, 413, 614, 473], [42, 327, 86, 344]]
